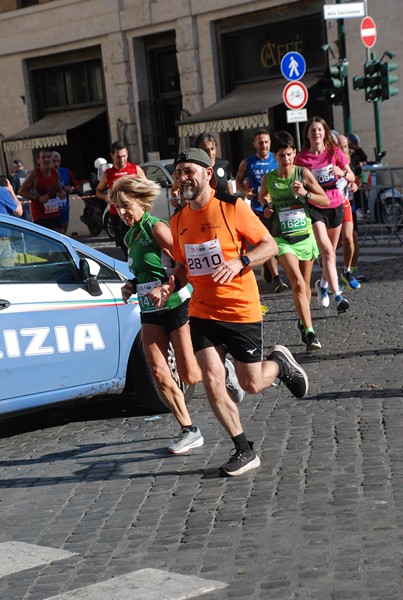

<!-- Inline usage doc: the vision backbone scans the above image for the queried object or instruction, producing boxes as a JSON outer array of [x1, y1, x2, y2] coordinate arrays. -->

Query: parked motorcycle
[[79, 193, 108, 236], [79, 158, 113, 237], [364, 163, 403, 229]]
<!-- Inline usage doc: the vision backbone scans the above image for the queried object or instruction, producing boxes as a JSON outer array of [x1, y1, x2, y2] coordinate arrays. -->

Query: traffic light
[[353, 59, 399, 102], [380, 61, 399, 100], [318, 61, 348, 105], [363, 59, 382, 102]]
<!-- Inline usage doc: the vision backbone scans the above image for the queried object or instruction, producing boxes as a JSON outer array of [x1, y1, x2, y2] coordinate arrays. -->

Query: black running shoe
[[336, 296, 350, 314], [261, 263, 272, 284], [305, 332, 321, 352], [268, 344, 309, 398], [296, 320, 308, 344], [273, 276, 288, 293], [219, 441, 261, 477]]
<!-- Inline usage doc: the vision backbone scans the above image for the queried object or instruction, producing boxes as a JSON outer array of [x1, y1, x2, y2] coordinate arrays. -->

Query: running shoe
[[335, 295, 350, 314], [268, 344, 309, 398], [219, 441, 260, 477], [273, 276, 289, 293], [296, 320, 308, 345], [305, 332, 322, 352], [351, 266, 368, 282], [225, 358, 245, 404], [315, 279, 330, 308], [341, 271, 361, 290], [260, 263, 272, 284], [168, 427, 204, 454]]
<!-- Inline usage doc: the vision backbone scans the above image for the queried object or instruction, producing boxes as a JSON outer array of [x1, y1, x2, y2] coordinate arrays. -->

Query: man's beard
[[181, 171, 206, 201], [182, 186, 198, 201]]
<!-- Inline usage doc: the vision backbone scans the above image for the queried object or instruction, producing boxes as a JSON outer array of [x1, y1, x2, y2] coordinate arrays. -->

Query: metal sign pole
[[295, 123, 301, 152]]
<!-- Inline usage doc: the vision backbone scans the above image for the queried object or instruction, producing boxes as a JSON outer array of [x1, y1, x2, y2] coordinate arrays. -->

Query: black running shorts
[[189, 317, 264, 363]]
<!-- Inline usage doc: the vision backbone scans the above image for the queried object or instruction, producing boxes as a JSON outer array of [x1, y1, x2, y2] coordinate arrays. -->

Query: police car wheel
[[126, 332, 195, 414]]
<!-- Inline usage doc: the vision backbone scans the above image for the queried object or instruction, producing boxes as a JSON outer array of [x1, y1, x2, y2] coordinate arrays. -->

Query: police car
[[0, 215, 193, 416]]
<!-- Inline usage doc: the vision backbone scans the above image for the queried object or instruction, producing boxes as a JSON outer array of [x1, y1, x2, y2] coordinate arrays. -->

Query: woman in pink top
[[295, 116, 355, 314]]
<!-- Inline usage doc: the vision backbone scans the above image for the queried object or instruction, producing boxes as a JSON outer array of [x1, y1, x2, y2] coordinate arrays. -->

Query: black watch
[[304, 192, 312, 201], [240, 254, 251, 268]]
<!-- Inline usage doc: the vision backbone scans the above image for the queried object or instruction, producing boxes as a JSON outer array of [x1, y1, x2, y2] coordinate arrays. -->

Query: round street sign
[[283, 81, 308, 110], [280, 52, 306, 82], [360, 16, 377, 48]]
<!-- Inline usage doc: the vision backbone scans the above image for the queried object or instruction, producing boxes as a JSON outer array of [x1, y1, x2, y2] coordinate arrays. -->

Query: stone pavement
[[0, 237, 402, 600]]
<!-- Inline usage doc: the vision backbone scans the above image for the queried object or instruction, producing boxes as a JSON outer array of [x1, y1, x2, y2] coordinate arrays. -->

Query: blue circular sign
[[280, 52, 306, 82]]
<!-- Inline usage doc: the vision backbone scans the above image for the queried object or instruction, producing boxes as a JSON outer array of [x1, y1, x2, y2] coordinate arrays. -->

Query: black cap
[[174, 148, 216, 188]]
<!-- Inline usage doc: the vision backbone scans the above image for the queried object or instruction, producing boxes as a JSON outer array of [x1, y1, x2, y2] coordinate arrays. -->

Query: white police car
[[0, 215, 193, 416]]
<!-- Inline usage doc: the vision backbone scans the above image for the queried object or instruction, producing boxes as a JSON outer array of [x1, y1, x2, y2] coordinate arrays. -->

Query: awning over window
[[2, 107, 105, 152], [177, 75, 317, 138]]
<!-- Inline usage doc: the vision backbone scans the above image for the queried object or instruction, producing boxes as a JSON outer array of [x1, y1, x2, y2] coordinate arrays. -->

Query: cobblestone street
[[0, 236, 402, 600]]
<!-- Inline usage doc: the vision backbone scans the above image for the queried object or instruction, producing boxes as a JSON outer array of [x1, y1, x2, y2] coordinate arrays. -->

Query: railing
[[355, 166, 403, 246]]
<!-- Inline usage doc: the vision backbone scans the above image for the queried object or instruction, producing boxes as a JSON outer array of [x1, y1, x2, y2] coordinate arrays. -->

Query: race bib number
[[311, 165, 337, 189], [43, 198, 61, 215], [279, 208, 307, 234], [137, 280, 163, 312], [185, 239, 224, 276], [57, 196, 67, 209]]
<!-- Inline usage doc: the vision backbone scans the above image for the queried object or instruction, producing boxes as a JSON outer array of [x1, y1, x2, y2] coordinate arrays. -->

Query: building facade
[[0, 0, 401, 180]]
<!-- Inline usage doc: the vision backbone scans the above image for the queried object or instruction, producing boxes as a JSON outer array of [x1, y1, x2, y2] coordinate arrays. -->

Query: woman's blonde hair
[[109, 176, 161, 212]]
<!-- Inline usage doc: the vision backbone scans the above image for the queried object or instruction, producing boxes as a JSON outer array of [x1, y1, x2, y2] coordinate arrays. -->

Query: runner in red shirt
[[19, 149, 65, 232], [96, 140, 146, 258]]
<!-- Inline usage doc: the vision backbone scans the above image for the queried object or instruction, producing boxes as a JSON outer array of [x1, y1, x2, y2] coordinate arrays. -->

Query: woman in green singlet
[[259, 131, 329, 351], [110, 176, 204, 455]]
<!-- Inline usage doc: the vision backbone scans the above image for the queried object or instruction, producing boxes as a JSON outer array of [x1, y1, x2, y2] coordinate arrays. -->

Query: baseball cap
[[13, 159, 23, 167], [174, 148, 217, 188], [348, 133, 360, 145]]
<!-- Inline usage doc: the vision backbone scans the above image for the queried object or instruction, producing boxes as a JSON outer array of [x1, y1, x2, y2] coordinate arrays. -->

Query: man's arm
[[211, 232, 278, 285], [67, 169, 79, 193], [235, 158, 254, 200], [136, 165, 147, 179], [18, 171, 39, 201], [4, 179, 23, 217]]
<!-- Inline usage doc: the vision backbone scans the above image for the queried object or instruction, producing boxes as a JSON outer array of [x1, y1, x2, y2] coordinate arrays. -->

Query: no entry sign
[[360, 16, 377, 48]]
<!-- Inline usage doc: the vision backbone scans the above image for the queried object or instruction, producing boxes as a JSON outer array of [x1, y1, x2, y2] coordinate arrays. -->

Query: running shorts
[[189, 317, 263, 363], [309, 203, 344, 229], [274, 233, 319, 262], [342, 198, 353, 223], [141, 299, 189, 333]]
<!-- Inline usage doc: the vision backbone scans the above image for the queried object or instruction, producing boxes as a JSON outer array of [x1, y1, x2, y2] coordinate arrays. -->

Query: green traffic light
[[380, 60, 399, 100]]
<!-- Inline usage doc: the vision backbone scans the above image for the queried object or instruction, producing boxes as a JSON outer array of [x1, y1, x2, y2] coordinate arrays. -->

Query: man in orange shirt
[[149, 148, 309, 477]]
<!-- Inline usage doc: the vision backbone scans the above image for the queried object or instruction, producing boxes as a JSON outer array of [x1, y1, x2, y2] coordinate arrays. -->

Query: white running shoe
[[315, 279, 330, 308], [225, 358, 245, 404]]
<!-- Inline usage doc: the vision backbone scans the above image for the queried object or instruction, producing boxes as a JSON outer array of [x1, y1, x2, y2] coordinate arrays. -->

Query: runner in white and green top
[[125, 212, 187, 315], [259, 131, 330, 351]]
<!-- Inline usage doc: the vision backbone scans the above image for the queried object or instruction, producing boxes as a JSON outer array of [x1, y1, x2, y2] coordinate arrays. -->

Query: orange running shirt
[[171, 193, 268, 322]]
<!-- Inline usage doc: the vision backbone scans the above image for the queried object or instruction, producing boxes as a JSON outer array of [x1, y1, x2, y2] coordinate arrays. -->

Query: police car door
[[0, 221, 120, 413]]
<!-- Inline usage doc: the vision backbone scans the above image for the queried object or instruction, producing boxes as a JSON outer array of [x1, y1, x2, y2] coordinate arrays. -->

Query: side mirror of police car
[[79, 258, 102, 296]]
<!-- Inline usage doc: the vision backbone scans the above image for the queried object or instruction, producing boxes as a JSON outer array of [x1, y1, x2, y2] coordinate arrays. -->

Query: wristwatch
[[304, 192, 312, 201], [240, 254, 251, 268]]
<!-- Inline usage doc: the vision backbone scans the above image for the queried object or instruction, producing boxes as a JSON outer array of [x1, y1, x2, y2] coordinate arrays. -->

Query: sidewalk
[[0, 238, 402, 600]]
